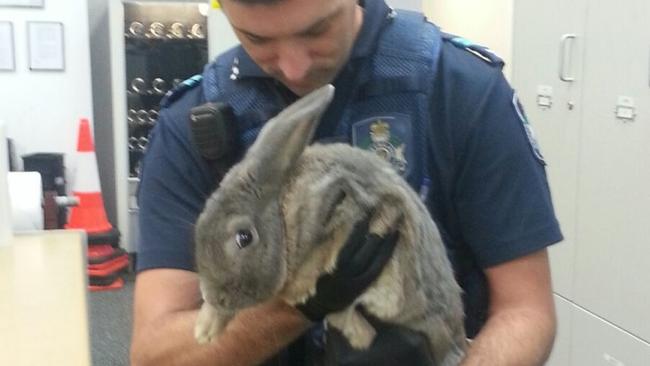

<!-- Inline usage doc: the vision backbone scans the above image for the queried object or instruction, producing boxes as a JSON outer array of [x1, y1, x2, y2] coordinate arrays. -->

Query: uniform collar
[[232, 0, 393, 79], [351, 0, 393, 59], [232, 48, 267, 78]]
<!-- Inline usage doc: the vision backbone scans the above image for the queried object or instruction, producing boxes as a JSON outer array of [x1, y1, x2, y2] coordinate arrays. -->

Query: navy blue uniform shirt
[[137, 0, 563, 339]]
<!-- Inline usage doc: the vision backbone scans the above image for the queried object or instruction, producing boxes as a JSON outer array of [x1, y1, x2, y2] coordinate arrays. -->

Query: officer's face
[[221, 0, 362, 96]]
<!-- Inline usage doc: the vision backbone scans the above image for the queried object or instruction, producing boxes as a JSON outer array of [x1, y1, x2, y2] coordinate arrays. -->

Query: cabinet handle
[[559, 34, 577, 82]]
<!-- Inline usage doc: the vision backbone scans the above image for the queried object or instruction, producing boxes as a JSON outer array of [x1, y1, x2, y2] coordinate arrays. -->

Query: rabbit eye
[[235, 230, 254, 249]]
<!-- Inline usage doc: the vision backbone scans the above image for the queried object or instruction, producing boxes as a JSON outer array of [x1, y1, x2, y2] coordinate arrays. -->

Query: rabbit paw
[[194, 302, 225, 344], [346, 323, 376, 349], [327, 307, 377, 350]]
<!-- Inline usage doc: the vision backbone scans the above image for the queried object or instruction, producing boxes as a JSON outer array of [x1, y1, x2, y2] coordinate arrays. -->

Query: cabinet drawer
[[546, 295, 573, 366], [571, 305, 650, 366]]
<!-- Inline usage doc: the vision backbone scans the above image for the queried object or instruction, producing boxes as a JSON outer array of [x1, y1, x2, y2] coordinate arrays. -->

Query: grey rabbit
[[194, 85, 466, 365]]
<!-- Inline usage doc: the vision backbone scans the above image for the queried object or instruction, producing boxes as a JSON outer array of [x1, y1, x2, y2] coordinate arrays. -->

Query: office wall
[[425, 0, 514, 79], [0, 2, 94, 183], [387, 0, 422, 11]]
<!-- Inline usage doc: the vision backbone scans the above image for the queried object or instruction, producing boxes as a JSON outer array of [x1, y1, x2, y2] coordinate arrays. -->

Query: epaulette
[[160, 74, 203, 108], [442, 33, 505, 67]]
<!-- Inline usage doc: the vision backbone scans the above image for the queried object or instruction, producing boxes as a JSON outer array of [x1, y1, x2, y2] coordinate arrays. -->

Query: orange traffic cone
[[65, 118, 113, 234]]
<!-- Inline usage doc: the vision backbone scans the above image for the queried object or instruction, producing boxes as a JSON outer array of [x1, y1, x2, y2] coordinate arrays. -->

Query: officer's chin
[[285, 83, 314, 97], [288, 83, 331, 97], [280, 76, 332, 96]]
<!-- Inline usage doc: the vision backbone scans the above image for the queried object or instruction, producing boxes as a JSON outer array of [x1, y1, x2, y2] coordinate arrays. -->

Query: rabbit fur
[[194, 85, 466, 365]]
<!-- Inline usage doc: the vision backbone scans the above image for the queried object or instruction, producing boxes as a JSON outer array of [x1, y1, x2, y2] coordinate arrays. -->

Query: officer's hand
[[324, 309, 436, 366], [296, 215, 399, 322]]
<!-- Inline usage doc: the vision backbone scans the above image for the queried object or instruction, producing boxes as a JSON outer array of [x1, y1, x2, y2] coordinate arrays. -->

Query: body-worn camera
[[189, 102, 240, 179]]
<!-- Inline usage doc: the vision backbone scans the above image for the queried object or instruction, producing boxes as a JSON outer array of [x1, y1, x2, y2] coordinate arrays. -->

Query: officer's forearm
[[130, 298, 310, 366], [459, 306, 556, 366]]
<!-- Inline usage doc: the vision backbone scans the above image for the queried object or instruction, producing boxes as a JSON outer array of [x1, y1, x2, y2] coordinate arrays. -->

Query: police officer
[[130, 0, 563, 365]]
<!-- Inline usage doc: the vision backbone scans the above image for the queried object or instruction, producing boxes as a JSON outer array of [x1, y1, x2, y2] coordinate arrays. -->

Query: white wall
[[0, 2, 94, 181], [425, 0, 514, 79], [207, 7, 240, 60], [387, 0, 422, 12]]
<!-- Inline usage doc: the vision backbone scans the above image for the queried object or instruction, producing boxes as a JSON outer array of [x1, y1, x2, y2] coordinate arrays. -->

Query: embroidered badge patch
[[513, 93, 546, 165], [352, 114, 413, 176]]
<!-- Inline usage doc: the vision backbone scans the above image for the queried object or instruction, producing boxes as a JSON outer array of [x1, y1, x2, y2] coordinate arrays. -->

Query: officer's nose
[[276, 43, 311, 83]]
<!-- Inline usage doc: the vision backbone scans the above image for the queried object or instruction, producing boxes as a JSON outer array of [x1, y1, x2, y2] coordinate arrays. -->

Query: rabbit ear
[[245, 84, 335, 184]]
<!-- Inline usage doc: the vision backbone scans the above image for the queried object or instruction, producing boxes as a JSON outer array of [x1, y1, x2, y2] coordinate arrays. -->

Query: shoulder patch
[[513, 93, 545, 165], [160, 74, 203, 108], [443, 33, 504, 67]]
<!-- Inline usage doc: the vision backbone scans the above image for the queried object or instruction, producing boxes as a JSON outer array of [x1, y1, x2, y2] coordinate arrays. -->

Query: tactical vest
[[200, 9, 441, 194]]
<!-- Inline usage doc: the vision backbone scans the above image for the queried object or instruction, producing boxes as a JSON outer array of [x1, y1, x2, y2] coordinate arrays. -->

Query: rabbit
[[193, 85, 466, 365]]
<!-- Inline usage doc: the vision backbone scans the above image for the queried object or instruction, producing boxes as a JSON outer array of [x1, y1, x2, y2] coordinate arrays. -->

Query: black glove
[[322, 309, 436, 366], [296, 215, 399, 322]]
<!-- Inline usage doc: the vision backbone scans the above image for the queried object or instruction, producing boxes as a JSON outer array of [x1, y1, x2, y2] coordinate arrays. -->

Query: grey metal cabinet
[[571, 0, 650, 343], [571, 303, 650, 366], [546, 296, 573, 366], [512, 0, 588, 301], [512, 0, 650, 364], [550, 295, 650, 366]]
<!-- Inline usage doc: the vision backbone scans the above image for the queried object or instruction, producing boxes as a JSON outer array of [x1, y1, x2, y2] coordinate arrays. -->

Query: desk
[[0, 231, 91, 366]]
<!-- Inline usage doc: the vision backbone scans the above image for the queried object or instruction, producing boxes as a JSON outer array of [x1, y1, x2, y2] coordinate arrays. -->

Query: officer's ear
[[243, 85, 334, 185]]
